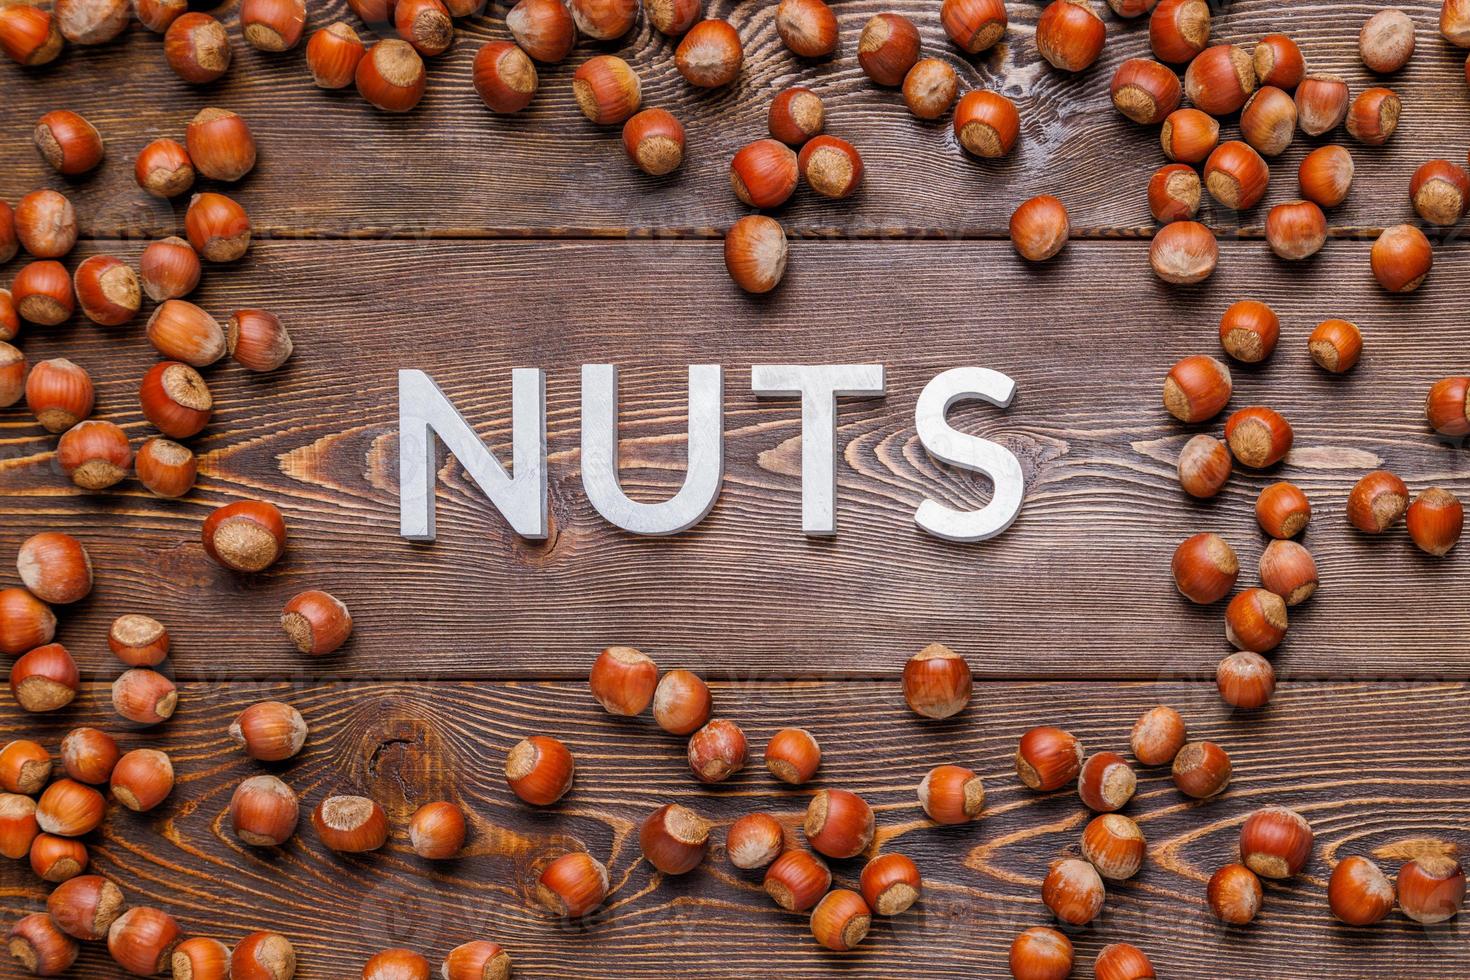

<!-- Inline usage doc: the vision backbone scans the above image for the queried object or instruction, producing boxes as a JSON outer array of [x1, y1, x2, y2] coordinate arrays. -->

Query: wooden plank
[[0, 679, 1466, 979], [0, 0, 1466, 238], [1, 238, 1468, 679]]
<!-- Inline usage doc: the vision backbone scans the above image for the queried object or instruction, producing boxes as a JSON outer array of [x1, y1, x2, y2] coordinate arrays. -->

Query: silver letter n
[[398, 369, 548, 542]]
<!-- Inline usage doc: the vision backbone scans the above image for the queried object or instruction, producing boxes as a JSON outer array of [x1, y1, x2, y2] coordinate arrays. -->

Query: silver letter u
[[581, 364, 724, 535]]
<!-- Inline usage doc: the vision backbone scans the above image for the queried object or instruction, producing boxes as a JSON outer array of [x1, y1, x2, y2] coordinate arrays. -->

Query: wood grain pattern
[[1, 1, 1467, 238], [1, 679, 1466, 979], [2, 239, 1469, 679]]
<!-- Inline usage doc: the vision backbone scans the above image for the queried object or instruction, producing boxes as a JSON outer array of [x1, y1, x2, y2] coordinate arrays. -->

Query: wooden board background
[[2, 0, 1469, 976]]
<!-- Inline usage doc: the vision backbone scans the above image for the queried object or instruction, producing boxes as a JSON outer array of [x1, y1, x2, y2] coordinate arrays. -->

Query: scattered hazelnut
[[652, 669, 711, 735], [281, 590, 352, 655], [917, 764, 985, 824], [1207, 863, 1263, 924], [505, 734, 576, 806], [1225, 406, 1293, 468], [809, 889, 871, 951], [1077, 752, 1136, 813], [640, 802, 710, 875], [1160, 107, 1219, 164], [230, 701, 308, 761], [1148, 163, 1201, 223], [409, 801, 467, 859], [1163, 354, 1231, 423], [1345, 87, 1401, 145], [1360, 8, 1415, 72], [109, 748, 174, 812], [941, 0, 1006, 54], [10, 643, 79, 712], [1009, 195, 1069, 262], [1130, 705, 1186, 766], [230, 774, 299, 846], [1042, 857, 1104, 925], [1008, 926, 1073, 980], [202, 500, 287, 572], [1410, 160, 1470, 226], [1299, 144, 1355, 208], [535, 851, 609, 917], [688, 719, 747, 783], [311, 794, 389, 852], [17, 532, 91, 605], [764, 849, 831, 911], [59, 727, 117, 784], [1082, 813, 1145, 880], [768, 87, 824, 146], [1253, 32, 1304, 88], [1347, 470, 1409, 533], [1036, 0, 1106, 73], [1216, 650, 1275, 709], [1110, 58, 1181, 125], [111, 668, 177, 725], [1406, 487, 1463, 556], [724, 215, 787, 294], [1149, 220, 1217, 284], [1328, 855, 1395, 925], [1177, 434, 1231, 499], [1397, 852, 1466, 924], [859, 853, 921, 916], [675, 19, 742, 88], [33, 110, 104, 176], [953, 90, 1019, 158], [858, 12, 921, 86], [1149, 0, 1208, 64], [1239, 804, 1313, 879], [1172, 740, 1231, 798], [904, 59, 959, 120], [803, 788, 874, 858], [726, 812, 784, 869], [765, 727, 821, 784], [1295, 75, 1350, 135], [1015, 726, 1083, 791]]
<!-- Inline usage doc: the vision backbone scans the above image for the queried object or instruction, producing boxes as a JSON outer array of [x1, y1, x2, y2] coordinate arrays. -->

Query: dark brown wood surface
[[0, 1, 1467, 238], [3, 0, 1470, 976], [2, 239, 1468, 678], [2, 679, 1468, 979]]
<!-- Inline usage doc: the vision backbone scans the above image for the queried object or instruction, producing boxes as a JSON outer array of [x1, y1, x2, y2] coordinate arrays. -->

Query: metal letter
[[750, 365, 887, 536], [581, 364, 724, 535], [398, 368, 547, 542], [914, 367, 1025, 542]]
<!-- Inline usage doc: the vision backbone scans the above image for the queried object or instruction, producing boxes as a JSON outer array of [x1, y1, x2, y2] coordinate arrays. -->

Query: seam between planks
[[74, 227, 1432, 243]]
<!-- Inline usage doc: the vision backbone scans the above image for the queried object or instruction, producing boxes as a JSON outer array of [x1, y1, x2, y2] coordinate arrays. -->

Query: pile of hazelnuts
[[1002, 1, 1470, 293], [516, 642, 1466, 978], [0, 524, 513, 977], [1162, 316, 1463, 716], [2, 100, 290, 504]]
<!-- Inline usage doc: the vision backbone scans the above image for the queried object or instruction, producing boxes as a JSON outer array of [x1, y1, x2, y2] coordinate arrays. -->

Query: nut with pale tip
[[640, 803, 710, 875], [1008, 925, 1073, 980], [0, 740, 51, 794], [726, 812, 784, 869], [232, 931, 296, 980], [809, 888, 871, 951], [1208, 863, 1263, 924], [409, 801, 466, 859], [311, 794, 388, 852], [535, 851, 609, 917], [917, 764, 985, 824], [281, 590, 352, 655], [442, 941, 512, 980], [1082, 813, 1145, 880], [230, 774, 299, 847]]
